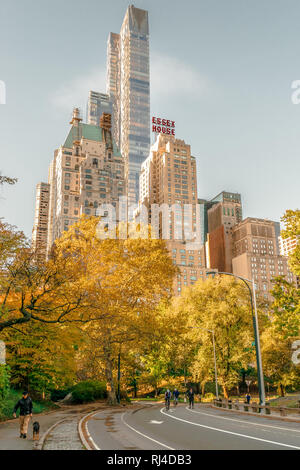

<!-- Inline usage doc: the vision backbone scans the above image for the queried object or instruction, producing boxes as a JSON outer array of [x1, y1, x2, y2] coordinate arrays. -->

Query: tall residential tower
[[107, 5, 150, 207]]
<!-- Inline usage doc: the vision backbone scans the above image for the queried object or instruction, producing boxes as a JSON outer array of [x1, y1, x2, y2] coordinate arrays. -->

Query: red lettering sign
[[152, 117, 175, 137]]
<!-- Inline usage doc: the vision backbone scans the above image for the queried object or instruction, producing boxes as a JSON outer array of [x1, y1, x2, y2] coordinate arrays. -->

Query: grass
[[268, 393, 300, 409], [0, 389, 59, 422]]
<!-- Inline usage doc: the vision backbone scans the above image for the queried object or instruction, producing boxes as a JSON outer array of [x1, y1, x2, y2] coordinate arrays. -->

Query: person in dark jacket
[[173, 388, 180, 405], [13, 391, 33, 438], [187, 388, 194, 409]]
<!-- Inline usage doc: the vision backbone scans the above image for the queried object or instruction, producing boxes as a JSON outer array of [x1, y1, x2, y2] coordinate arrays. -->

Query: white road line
[[185, 407, 300, 434], [80, 410, 101, 450], [121, 412, 175, 450], [160, 408, 300, 450]]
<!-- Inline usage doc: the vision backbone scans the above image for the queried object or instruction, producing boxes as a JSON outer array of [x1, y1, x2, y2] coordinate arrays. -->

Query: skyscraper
[[232, 217, 295, 300], [87, 91, 112, 126], [107, 5, 150, 208], [206, 191, 243, 273], [46, 109, 125, 255], [138, 134, 213, 294], [32, 182, 50, 262]]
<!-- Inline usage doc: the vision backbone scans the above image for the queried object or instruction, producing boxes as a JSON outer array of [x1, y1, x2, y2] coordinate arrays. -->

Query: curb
[[78, 410, 101, 450], [36, 418, 68, 450], [209, 404, 300, 423]]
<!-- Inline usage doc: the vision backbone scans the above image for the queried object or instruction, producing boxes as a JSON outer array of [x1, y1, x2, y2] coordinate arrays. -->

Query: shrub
[[120, 390, 131, 403], [0, 365, 10, 412], [50, 389, 71, 402], [71, 380, 107, 404]]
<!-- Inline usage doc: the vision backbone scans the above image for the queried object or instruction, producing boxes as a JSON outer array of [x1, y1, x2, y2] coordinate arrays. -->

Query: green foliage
[[50, 389, 71, 402], [0, 365, 10, 412], [71, 380, 107, 404], [0, 388, 58, 421], [261, 277, 300, 395]]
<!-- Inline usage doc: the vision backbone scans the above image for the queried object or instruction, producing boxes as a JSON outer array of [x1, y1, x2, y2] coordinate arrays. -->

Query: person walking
[[245, 393, 251, 404], [13, 391, 33, 439], [187, 388, 194, 409], [164, 389, 172, 410]]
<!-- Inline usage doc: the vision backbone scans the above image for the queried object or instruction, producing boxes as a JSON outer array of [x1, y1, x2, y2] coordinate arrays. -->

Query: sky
[[0, 0, 300, 237]]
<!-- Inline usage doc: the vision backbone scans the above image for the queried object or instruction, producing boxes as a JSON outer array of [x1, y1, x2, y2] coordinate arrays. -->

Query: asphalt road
[[86, 404, 300, 450]]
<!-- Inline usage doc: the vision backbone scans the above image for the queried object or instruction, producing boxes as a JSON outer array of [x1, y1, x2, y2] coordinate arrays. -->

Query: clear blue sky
[[0, 0, 299, 236]]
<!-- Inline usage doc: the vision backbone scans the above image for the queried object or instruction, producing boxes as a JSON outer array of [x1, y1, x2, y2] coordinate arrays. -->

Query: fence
[[213, 398, 300, 418]]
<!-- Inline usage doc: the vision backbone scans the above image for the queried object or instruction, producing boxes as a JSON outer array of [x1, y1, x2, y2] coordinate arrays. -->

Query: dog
[[32, 421, 40, 441]]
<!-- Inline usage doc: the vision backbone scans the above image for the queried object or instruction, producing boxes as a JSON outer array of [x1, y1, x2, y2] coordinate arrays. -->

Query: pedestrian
[[245, 393, 251, 404], [187, 388, 194, 409], [13, 390, 33, 439]]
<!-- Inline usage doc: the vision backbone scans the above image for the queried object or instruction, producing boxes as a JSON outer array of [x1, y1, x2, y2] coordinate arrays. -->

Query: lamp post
[[206, 271, 266, 406], [189, 327, 219, 399]]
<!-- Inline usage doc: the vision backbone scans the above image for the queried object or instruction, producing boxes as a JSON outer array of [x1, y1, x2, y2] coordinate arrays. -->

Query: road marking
[[150, 420, 163, 424], [81, 411, 101, 450], [121, 413, 175, 450], [185, 407, 300, 434], [160, 408, 300, 449]]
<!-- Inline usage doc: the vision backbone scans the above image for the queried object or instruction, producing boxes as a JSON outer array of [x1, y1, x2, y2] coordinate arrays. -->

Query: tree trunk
[[223, 385, 229, 399], [133, 380, 137, 398], [201, 382, 206, 396], [104, 345, 117, 406], [279, 383, 285, 397]]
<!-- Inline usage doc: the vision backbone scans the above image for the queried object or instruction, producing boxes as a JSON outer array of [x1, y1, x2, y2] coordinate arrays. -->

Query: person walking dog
[[13, 391, 33, 439]]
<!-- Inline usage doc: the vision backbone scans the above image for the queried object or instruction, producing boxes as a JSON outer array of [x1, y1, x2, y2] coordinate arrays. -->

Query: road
[[86, 404, 300, 450]]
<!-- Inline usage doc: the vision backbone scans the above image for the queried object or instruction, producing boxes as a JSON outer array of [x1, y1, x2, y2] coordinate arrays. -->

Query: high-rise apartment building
[[32, 182, 50, 262], [106, 33, 121, 149], [46, 109, 125, 254], [232, 218, 295, 300], [138, 134, 213, 294], [206, 191, 242, 273], [107, 5, 150, 207], [87, 91, 112, 126]]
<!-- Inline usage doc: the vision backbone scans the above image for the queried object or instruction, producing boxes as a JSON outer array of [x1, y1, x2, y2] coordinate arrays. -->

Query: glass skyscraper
[[107, 5, 150, 208], [86, 91, 112, 127]]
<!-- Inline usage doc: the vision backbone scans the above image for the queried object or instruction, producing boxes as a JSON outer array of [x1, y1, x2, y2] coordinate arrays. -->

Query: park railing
[[213, 398, 300, 418]]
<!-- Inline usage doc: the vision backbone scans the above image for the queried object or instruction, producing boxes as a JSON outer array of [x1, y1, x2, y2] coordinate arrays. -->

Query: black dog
[[32, 421, 40, 441]]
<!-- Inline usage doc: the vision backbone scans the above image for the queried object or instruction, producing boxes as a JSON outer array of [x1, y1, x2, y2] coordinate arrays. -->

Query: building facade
[[232, 217, 295, 300], [46, 109, 125, 255], [107, 5, 150, 207], [138, 133, 213, 294], [206, 191, 243, 273], [32, 182, 50, 262], [87, 91, 112, 127]]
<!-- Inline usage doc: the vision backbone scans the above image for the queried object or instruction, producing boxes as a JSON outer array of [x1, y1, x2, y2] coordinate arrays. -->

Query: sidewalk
[[0, 403, 106, 450]]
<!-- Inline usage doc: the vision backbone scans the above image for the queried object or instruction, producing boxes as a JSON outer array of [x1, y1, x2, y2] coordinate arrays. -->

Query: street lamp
[[206, 271, 266, 406], [189, 327, 219, 399]]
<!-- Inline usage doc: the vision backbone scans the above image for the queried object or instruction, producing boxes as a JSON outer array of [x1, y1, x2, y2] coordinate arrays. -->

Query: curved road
[[86, 404, 300, 450]]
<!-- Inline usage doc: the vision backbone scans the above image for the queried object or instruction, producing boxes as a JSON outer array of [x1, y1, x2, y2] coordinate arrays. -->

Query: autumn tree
[[1, 321, 81, 397], [0, 221, 95, 332], [0, 175, 17, 186], [54, 216, 177, 404], [168, 276, 264, 398], [261, 278, 300, 396], [281, 209, 300, 276]]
